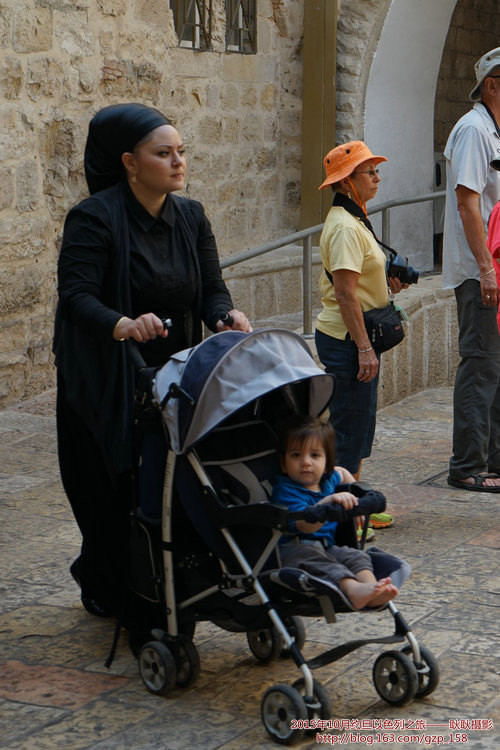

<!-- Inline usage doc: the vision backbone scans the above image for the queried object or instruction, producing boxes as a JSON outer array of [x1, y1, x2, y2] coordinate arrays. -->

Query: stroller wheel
[[291, 677, 331, 730], [247, 626, 282, 663], [280, 616, 306, 658], [261, 683, 308, 745], [400, 644, 440, 697], [139, 641, 177, 696], [175, 635, 201, 688], [372, 649, 418, 706]]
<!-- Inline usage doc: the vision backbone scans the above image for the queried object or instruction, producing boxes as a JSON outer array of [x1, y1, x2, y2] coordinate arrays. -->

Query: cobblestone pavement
[[0, 386, 499, 749]]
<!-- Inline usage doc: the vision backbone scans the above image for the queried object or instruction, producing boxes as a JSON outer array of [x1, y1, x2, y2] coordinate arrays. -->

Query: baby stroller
[[127, 328, 439, 745]]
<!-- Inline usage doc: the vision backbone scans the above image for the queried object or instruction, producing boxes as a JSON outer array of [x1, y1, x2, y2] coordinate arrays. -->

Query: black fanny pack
[[362, 303, 404, 353]]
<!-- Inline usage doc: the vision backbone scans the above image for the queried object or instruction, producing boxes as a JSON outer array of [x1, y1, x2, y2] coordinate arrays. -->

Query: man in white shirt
[[443, 47, 500, 492]]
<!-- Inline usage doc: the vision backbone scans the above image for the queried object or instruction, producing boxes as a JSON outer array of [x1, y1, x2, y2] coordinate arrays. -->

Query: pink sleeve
[[487, 203, 500, 256]]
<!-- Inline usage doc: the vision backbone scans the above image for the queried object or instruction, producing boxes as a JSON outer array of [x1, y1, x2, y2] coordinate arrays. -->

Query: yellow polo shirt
[[316, 206, 389, 340]]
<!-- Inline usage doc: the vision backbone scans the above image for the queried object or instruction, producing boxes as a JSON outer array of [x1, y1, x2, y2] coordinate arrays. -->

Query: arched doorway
[[364, 0, 458, 273]]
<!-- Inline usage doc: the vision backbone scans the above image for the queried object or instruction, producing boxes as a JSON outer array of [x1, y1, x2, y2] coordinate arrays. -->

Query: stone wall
[[335, 0, 391, 143], [0, 0, 304, 405], [1, 0, 489, 408], [336, 0, 500, 154], [434, 0, 500, 153]]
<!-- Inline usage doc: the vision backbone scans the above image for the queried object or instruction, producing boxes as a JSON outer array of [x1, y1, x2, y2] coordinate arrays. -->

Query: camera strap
[[331, 193, 397, 258], [324, 193, 397, 286]]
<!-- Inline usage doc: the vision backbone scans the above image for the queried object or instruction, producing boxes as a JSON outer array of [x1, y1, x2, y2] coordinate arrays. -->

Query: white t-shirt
[[442, 102, 500, 289]]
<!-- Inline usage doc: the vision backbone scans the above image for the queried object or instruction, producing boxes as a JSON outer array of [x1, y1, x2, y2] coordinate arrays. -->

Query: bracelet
[[113, 316, 128, 341], [358, 346, 373, 353], [480, 268, 495, 278]]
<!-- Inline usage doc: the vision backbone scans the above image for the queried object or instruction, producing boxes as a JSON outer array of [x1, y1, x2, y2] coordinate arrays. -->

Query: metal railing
[[220, 190, 446, 337]]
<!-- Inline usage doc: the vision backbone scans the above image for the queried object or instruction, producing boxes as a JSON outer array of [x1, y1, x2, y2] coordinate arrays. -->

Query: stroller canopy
[[153, 328, 335, 454]]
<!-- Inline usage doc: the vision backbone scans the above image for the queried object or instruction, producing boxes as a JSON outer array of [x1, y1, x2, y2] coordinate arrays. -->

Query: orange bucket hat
[[318, 141, 387, 190]]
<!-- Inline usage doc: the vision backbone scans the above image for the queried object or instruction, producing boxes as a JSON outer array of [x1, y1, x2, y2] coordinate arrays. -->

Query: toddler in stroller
[[273, 415, 398, 610], [124, 328, 438, 745]]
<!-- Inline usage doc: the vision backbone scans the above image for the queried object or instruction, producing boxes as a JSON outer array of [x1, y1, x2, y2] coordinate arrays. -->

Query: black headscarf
[[84, 103, 171, 195]]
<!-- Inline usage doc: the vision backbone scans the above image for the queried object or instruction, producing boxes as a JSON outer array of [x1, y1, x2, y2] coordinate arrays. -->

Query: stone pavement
[[0, 386, 499, 750]]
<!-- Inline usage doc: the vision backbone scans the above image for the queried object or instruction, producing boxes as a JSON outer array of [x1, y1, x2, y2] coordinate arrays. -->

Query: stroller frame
[[132, 329, 439, 745]]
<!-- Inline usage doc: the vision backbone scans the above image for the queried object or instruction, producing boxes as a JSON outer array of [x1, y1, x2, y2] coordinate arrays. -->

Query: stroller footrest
[[307, 633, 406, 669]]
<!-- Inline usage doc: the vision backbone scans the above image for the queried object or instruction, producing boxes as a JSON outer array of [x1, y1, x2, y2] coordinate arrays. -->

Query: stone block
[[0, 215, 51, 260], [0, 5, 11, 49], [171, 49, 220, 80], [379, 348, 395, 408], [0, 167, 14, 211], [223, 55, 276, 83], [13, 6, 53, 53], [426, 304, 448, 387], [0, 321, 26, 354], [0, 105, 35, 164], [0, 265, 44, 315], [221, 117, 242, 145], [241, 87, 258, 108], [25, 58, 63, 102], [198, 116, 223, 145], [16, 160, 40, 212], [97, 0, 128, 16], [54, 9, 94, 57], [0, 57, 23, 100], [260, 83, 278, 111], [135, 0, 173, 28], [408, 309, 425, 394], [224, 276, 253, 319], [252, 273, 279, 318], [66, 62, 96, 100]]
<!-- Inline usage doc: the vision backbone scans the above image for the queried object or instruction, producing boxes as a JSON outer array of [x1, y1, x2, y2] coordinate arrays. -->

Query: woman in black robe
[[53, 103, 251, 617]]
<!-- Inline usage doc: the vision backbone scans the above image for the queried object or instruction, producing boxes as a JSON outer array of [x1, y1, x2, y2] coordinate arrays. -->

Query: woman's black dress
[[53, 182, 233, 615]]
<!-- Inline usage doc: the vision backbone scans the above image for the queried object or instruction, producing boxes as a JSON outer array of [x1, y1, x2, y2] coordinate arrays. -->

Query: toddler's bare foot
[[344, 577, 398, 609], [365, 582, 398, 608]]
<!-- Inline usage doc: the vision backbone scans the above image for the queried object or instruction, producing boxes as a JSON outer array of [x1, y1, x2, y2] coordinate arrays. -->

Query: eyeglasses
[[353, 169, 380, 177]]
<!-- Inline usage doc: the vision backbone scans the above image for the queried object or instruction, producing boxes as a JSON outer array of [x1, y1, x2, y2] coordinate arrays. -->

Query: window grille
[[170, 0, 212, 50], [226, 0, 256, 53]]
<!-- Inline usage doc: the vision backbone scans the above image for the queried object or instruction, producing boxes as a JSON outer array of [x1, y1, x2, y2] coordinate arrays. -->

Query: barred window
[[226, 0, 256, 54], [170, 0, 212, 50]]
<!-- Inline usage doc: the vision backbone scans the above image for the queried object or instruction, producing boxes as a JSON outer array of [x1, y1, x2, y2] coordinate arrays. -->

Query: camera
[[387, 253, 419, 285]]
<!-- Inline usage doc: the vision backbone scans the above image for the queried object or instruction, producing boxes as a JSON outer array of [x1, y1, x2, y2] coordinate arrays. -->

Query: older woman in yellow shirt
[[315, 141, 406, 503]]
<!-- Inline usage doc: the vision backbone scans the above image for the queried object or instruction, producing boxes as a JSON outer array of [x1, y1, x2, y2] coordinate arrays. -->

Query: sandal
[[447, 473, 500, 493]]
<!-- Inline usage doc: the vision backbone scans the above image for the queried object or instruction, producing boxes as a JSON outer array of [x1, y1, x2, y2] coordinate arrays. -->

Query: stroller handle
[[218, 311, 234, 327], [288, 488, 386, 525]]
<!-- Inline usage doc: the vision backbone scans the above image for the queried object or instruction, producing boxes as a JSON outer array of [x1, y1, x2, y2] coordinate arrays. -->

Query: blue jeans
[[315, 329, 379, 474], [450, 279, 500, 478]]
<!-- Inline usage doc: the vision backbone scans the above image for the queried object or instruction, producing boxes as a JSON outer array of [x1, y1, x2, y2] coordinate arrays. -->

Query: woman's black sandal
[[447, 473, 500, 493]]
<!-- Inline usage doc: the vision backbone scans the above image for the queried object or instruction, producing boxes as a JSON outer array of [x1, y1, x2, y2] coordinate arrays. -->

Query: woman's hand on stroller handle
[[113, 313, 170, 343], [215, 309, 253, 333]]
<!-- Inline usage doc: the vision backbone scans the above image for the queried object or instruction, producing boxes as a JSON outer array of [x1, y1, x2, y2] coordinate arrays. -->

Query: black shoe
[[70, 559, 114, 618]]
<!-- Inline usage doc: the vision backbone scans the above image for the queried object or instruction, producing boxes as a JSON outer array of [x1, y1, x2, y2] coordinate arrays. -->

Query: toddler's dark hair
[[278, 415, 335, 473]]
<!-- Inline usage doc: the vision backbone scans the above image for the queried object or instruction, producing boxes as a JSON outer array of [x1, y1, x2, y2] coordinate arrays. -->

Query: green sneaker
[[369, 512, 393, 529], [357, 526, 375, 542]]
